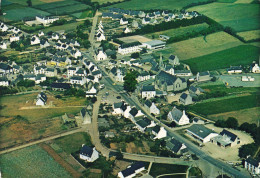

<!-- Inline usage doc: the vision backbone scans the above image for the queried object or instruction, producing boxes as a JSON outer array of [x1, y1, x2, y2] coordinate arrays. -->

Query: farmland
[[188, 3, 260, 32], [92, 0, 123, 4], [145, 23, 209, 39], [0, 145, 71, 178], [183, 45, 259, 73], [156, 31, 242, 60], [108, 0, 211, 10], [72, 10, 95, 19], [237, 30, 260, 41], [42, 21, 84, 33], [149, 163, 188, 177]]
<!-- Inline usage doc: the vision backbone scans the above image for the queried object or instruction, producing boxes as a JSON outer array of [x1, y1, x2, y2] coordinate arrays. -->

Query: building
[[36, 92, 47, 106], [96, 48, 107, 61], [51, 83, 71, 91], [10, 34, 19, 42], [251, 62, 260, 73], [0, 41, 7, 49], [166, 138, 187, 154], [144, 100, 160, 115], [227, 66, 242, 74], [123, 27, 131, 34], [193, 118, 205, 124], [118, 162, 145, 178], [186, 125, 218, 143], [196, 71, 211, 82], [141, 85, 156, 99], [0, 77, 9, 86], [96, 32, 105, 41], [118, 41, 142, 55], [152, 125, 167, 139], [179, 93, 193, 105], [70, 76, 86, 85], [143, 40, 166, 50], [31, 35, 40, 45], [159, 35, 170, 40], [79, 145, 99, 162], [80, 108, 91, 124], [135, 118, 156, 133], [211, 129, 240, 148], [86, 86, 97, 97], [169, 55, 180, 66], [112, 101, 127, 115], [168, 107, 190, 125], [245, 156, 260, 175], [120, 18, 128, 25], [36, 15, 59, 26], [189, 86, 204, 95]]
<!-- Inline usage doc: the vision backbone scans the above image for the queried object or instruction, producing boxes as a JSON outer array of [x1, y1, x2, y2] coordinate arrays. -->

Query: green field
[[72, 10, 95, 19], [237, 30, 260, 41], [0, 145, 71, 178], [34, 0, 79, 10], [46, 4, 91, 15], [42, 21, 84, 33], [92, 0, 122, 4], [108, 0, 211, 10], [156, 31, 242, 60], [1, 0, 13, 6], [188, 93, 260, 116], [183, 45, 259, 73], [145, 23, 209, 39], [149, 163, 188, 177], [5, 0, 47, 6], [54, 132, 93, 154], [188, 3, 260, 32]]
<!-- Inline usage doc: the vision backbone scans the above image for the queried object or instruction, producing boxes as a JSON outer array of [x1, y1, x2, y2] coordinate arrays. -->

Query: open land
[[237, 30, 260, 41], [0, 145, 71, 178], [42, 21, 84, 33], [155, 32, 242, 60], [188, 3, 260, 32], [149, 163, 188, 177]]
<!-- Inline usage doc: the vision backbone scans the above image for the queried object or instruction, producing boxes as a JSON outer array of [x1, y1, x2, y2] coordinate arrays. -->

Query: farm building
[[186, 125, 218, 143], [142, 40, 166, 50], [211, 129, 240, 148]]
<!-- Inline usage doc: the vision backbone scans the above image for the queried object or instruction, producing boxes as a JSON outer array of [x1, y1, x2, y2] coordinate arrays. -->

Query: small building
[[211, 129, 240, 148], [118, 162, 145, 178], [51, 83, 71, 91], [196, 71, 211, 82], [79, 145, 99, 162], [167, 107, 190, 125], [141, 85, 156, 99], [112, 101, 127, 115], [80, 108, 91, 124], [96, 48, 107, 61], [159, 35, 170, 40], [186, 125, 218, 143], [166, 138, 187, 154], [193, 118, 205, 124], [189, 86, 204, 95], [36, 92, 47, 106], [142, 40, 166, 50], [245, 156, 260, 175], [169, 55, 180, 66], [179, 93, 193, 105], [144, 100, 160, 115], [0, 77, 9, 86], [227, 66, 242, 74], [152, 125, 167, 139], [86, 86, 97, 97]]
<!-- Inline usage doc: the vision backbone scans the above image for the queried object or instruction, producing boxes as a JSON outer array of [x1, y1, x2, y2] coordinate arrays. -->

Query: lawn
[[188, 93, 260, 116], [42, 21, 84, 33], [156, 31, 242, 60], [149, 163, 188, 177], [107, 0, 211, 10], [188, 3, 260, 32], [183, 45, 259, 73], [54, 132, 93, 154], [0, 145, 71, 178], [145, 23, 209, 39], [237, 30, 260, 41]]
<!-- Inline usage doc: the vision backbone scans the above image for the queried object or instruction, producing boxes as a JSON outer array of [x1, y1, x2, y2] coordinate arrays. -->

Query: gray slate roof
[[187, 125, 216, 139]]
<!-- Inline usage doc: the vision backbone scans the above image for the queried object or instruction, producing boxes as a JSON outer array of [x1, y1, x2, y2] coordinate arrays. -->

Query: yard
[[183, 45, 259, 73], [156, 31, 242, 60], [188, 3, 260, 32], [149, 163, 188, 177], [0, 145, 71, 178]]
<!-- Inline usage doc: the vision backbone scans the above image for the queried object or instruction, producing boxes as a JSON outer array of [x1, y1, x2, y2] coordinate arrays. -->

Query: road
[[87, 12, 250, 178]]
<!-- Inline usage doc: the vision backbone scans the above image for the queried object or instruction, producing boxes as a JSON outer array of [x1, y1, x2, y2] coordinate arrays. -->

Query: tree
[[123, 71, 138, 92], [239, 143, 258, 158], [214, 119, 226, 128], [26, 0, 32, 7], [131, 52, 139, 58], [115, 151, 123, 160], [225, 117, 238, 129], [84, 20, 91, 27]]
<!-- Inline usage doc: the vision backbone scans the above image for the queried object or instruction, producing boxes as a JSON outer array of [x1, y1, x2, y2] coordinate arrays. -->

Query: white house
[[141, 85, 156, 99], [128, 107, 144, 123], [0, 23, 8, 32], [166, 138, 187, 154], [80, 108, 91, 124], [36, 16, 59, 26], [0, 77, 9, 86], [135, 118, 156, 133], [118, 42, 142, 55], [40, 40, 50, 48], [123, 27, 131, 34], [245, 156, 260, 175], [31, 35, 40, 45], [211, 129, 240, 148], [67, 67, 78, 77], [70, 50, 82, 59], [144, 100, 160, 115], [112, 101, 127, 115], [10, 34, 19, 42], [36, 92, 47, 106], [118, 162, 145, 178], [227, 66, 242, 74], [120, 18, 128, 25], [152, 125, 167, 139], [96, 32, 105, 41], [186, 125, 218, 143], [168, 107, 190, 125], [52, 33, 59, 40], [96, 49, 107, 61], [0, 41, 7, 49], [86, 86, 97, 97], [45, 68, 57, 77], [142, 18, 151, 25], [79, 145, 99, 162], [38, 31, 44, 37], [251, 63, 260, 73], [70, 76, 86, 85]]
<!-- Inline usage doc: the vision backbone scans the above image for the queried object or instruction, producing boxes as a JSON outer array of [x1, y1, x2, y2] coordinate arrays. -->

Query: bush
[[239, 143, 258, 158], [17, 79, 35, 87]]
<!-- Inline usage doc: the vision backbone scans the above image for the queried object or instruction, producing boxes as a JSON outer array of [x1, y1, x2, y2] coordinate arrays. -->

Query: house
[[118, 162, 145, 178], [118, 41, 142, 55], [123, 27, 131, 34], [251, 62, 260, 73], [36, 92, 47, 106], [189, 86, 204, 95], [36, 15, 59, 25], [40, 39, 50, 48], [34, 65, 46, 75], [179, 93, 193, 105], [0, 63, 12, 74], [96, 32, 105, 41], [67, 67, 77, 77], [75, 68, 86, 77], [138, 11, 146, 18], [31, 35, 40, 45], [141, 85, 156, 99], [120, 18, 128, 25], [0, 41, 7, 49], [196, 71, 211, 82], [112, 101, 127, 115], [142, 18, 151, 25], [193, 118, 205, 124], [104, 131, 115, 138], [245, 156, 260, 175], [144, 100, 160, 115], [70, 76, 86, 85], [152, 125, 167, 139], [143, 40, 166, 50], [162, 10, 169, 16], [45, 68, 57, 77], [80, 108, 91, 124], [92, 70, 102, 80], [51, 83, 71, 91], [10, 34, 19, 42], [164, 65, 175, 75], [128, 107, 143, 122], [166, 138, 187, 154], [154, 11, 161, 17], [132, 20, 139, 28], [35, 74, 46, 84], [155, 71, 187, 92], [135, 118, 156, 133], [96, 48, 107, 61], [137, 71, 150, 82], [79, 145, 99, 162], [70, 50, 81, 59], [186, 125, 218, 143], [0, 77, 9, 86], [0, 23, 8, 32], [211, 129, 240, 148], [227, 66, 242, 74], [175, 70, 192, 77], [168, 107, 190, 125], [52, 33, 59, 40], [38, 31, 44, 37], [159, 35, 170, 40], [86, 86, 97, 97], [169, 55, 180, 65]]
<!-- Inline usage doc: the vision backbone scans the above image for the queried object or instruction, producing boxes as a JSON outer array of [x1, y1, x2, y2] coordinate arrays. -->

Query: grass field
[[188, 3, 260, 32], [108, 0, 210, 10], [149, 163, 188, 177], [145, 23, 209, 39], [72, 10, 95, 19], [42, 21, 84, 33], [183, 45, 259, 72], [54, 132, 93, 154], [46, 4, 91, 15], [0, 145, 71, 178], [34, 0, 79, 10], [92, 0, 122, 4], [156, 31, 242, 60], [188, 93, 260, 116], [237, 30, 260, 41]]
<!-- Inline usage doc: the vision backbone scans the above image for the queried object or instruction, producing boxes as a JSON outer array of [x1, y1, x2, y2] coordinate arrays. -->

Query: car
[[116, 96, 121, 99]]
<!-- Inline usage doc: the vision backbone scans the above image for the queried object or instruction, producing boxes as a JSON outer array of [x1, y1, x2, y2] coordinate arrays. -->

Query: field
[[156, 31, 242, 60], [0, 145, 71, 178], [33, 0, 79, 10], [149, 163, 188, 177], [188, 3, 260, 32], [46, 4, 91, 15], [237, 30, 260, 41], [72, 10, 95, 19], [92, 0, 123, 4], [108, 0, 211, 10], [145, 23, 209, 39], [42, 21, 84, 33], [188, 93, 260, 116], [183, 45, 259, 72]]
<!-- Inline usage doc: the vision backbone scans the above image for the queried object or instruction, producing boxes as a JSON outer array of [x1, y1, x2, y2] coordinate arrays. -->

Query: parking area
[[219, 74, 260, 87]]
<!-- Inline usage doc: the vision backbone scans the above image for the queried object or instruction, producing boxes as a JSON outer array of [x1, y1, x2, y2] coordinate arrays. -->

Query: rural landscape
[[0, 0, 259, 177]]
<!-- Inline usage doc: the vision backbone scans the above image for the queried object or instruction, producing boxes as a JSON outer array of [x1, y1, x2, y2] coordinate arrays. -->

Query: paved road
[[87, 12, 250, 178]]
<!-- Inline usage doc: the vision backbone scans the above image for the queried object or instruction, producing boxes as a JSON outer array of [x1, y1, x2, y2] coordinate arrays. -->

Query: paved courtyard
[[219, 74, 260, 87]]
